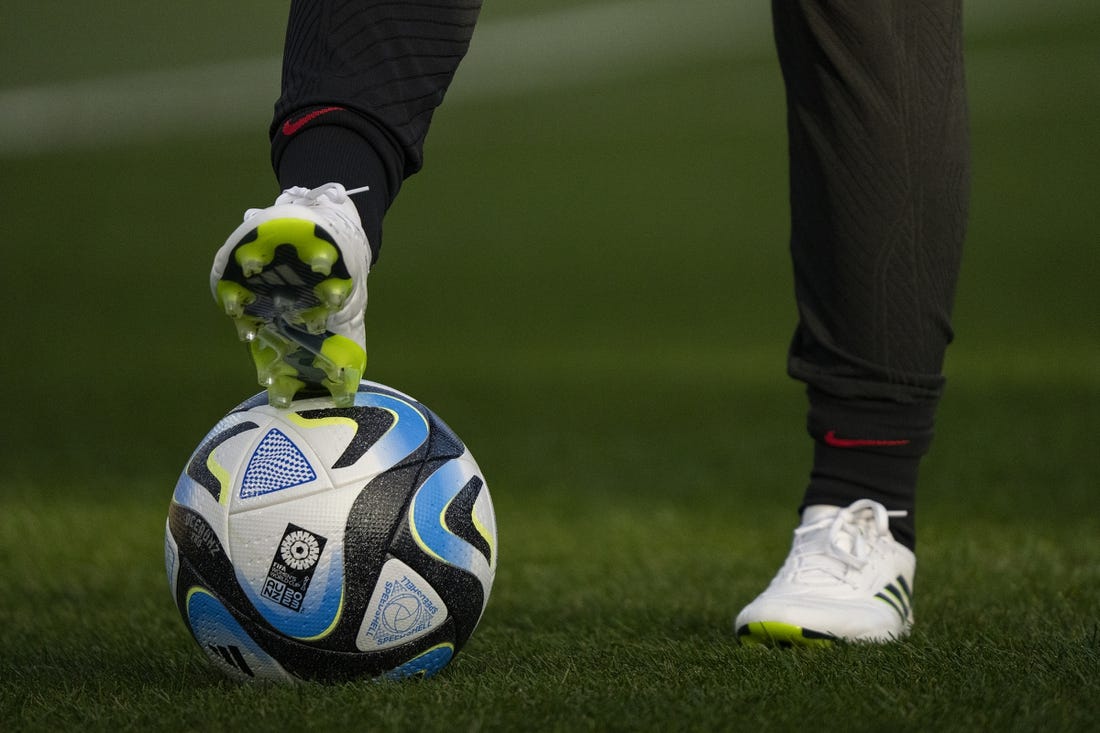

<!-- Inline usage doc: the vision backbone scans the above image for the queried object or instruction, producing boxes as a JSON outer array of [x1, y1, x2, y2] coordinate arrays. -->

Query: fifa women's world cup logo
[[280, 529, 322, 570], [261, 523, 328, 612]]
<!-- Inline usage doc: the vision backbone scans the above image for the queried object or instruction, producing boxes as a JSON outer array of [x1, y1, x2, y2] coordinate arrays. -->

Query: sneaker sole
[[215, 217, 366, 408], [736, 621, 837, 648]]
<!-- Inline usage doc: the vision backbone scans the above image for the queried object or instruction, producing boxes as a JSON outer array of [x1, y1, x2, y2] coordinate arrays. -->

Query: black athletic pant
[[271, 0, 482, 257], [270, 1, 969, 551], [774, 1, 969, 549]]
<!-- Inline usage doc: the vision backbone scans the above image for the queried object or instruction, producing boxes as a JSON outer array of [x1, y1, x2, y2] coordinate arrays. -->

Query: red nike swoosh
[[281, 106, 345, 136], [824, 430, 911, 448]]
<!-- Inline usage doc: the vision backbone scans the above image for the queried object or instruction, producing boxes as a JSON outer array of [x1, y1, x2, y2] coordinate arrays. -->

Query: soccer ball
[[164, 380, 497, 682]]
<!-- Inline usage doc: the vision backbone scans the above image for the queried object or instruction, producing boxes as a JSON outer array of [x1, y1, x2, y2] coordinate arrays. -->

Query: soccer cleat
[[211, 183, 371, 408], [735, 499, 915, 647]]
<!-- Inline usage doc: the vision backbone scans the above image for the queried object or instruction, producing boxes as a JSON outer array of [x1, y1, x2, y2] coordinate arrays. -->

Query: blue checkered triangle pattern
[[239, 428, 318, 499]]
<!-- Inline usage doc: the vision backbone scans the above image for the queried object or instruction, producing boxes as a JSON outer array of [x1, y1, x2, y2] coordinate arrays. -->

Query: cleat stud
[[268, 375, 305, 409], [241, 257, 265, 278], [224, 292, 255, 319], [301, 305, 331, 335], [216, 281, 255, 318], [323, 365, 362, 408], [233, 318, 259, 342], [315, 278, 352, 308], [317, 335, 366, 406], [307, 251, 336, 276]]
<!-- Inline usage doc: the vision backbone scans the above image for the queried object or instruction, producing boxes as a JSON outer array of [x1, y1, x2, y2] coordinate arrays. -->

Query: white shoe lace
[[274, 182, 371, 207], [784, 499, 906, 587], [244, 183, 371, 220]]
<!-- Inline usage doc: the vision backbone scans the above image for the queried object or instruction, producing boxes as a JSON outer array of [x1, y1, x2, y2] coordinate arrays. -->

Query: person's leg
[[210, 0, 482, 407], [271, 0, 482, 261], [737, 0, 969, 645]]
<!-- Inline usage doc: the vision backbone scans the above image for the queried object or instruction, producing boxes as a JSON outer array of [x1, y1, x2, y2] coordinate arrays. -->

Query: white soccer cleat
[[735, 498, 915, 646], [211, 183, 371, 408]]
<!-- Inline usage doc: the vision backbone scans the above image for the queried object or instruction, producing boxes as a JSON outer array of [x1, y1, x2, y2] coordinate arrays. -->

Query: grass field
[[2, 1, 1098, 730]]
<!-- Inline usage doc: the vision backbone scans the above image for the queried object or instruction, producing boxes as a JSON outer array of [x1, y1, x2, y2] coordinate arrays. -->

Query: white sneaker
[[211, 183, 371, 408], [735, 499, 915, 646]]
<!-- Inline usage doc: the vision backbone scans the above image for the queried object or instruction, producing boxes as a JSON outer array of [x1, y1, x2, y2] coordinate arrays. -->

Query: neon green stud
[[323, 367, 362, 408], [315, 278, 353, 308], [318, 334, 366, 407], [267, 375, 306, 409], [307, 249, 337, 275], [240, 256, 266, 277], [250, 340, 304, 408], [216, 281, 255, 318], [250, 338, 284, 377], [232, 316, 263, 342], [300, 305, 332, 335]]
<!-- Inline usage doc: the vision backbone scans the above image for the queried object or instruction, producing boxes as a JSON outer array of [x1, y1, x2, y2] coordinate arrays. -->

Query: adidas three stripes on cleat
[[735, 499, 915, 646], [211, 183, 371, 408]]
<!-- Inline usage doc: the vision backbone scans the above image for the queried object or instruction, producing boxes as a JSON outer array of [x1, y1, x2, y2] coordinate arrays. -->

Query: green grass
[[2, 1, 1099, 730]]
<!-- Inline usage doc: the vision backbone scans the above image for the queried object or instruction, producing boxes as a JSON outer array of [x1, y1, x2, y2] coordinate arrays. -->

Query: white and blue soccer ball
[[164, 380, 497, 682]]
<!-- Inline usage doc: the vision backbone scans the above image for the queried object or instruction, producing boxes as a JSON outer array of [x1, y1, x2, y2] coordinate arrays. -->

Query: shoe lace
[[244, 183, 372, 223], [786, 499, 905, 586], [275, 182, 371, 206]]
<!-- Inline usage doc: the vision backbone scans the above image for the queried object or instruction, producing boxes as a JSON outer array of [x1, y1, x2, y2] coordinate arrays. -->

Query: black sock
[[274, 124, 393, 263], [799, 389, 938, 552]]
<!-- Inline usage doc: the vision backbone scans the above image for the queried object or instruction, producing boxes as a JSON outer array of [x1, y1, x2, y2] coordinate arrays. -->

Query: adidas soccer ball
[[164, 380, 497, 683]]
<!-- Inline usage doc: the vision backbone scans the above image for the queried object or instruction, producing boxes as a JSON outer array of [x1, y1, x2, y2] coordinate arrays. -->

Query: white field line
[[0, 0, 766, 156], [0, 0, 1090, 156], [0, 58, 281, 156]]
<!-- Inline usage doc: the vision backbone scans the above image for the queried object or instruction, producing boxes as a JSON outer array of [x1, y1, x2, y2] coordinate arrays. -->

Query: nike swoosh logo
[[281, 106, 345, 136], [824, 430, 911, 448]]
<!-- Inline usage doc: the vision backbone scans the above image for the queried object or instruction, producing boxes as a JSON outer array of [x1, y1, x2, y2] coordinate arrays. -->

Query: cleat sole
[[217, 217, 363, 408], [736, 622, 836, 649]]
